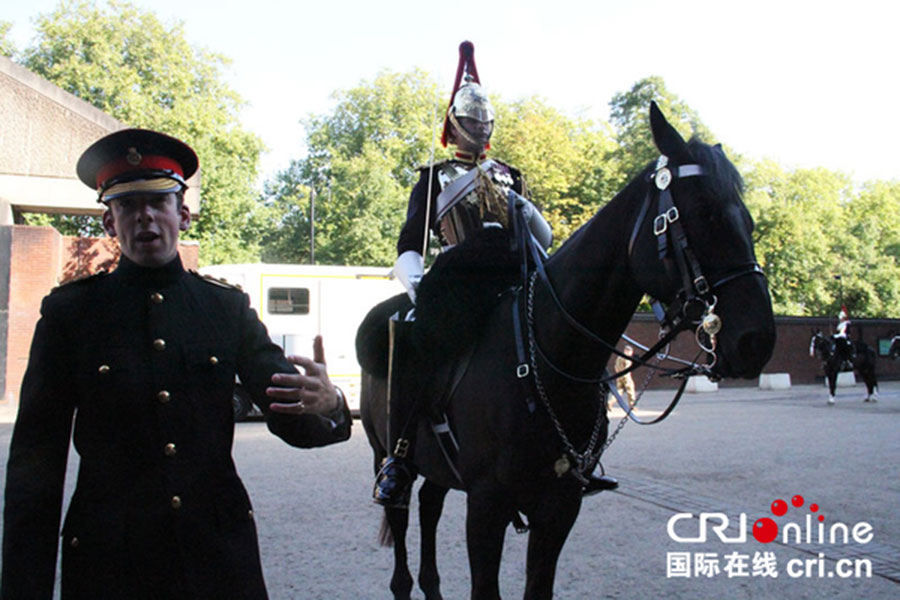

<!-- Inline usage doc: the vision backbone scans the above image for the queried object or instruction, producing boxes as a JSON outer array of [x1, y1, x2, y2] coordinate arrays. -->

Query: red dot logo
[[753, 518, 778, 543], [792, 495, 804, 507], [771, 499, 787, 516]]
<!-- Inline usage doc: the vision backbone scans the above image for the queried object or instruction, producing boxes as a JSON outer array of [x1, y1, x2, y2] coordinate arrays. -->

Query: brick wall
[[1, 225, 199, 406], [620, 313, 900, 389]]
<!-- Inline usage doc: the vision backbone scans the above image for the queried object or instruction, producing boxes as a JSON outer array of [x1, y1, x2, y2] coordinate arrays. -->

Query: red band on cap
[[95, 155, 184, 188]]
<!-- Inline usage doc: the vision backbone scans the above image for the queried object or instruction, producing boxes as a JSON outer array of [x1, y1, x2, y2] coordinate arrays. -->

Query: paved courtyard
[[0, 381, 898, 598]]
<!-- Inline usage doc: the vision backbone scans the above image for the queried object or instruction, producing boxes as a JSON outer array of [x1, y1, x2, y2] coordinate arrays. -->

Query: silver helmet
[[448, 76, 494, 123]]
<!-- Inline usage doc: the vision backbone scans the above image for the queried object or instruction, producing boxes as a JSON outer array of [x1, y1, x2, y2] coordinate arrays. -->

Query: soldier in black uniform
[[1, 129, 351, 599], [373, 42, 552, 507]]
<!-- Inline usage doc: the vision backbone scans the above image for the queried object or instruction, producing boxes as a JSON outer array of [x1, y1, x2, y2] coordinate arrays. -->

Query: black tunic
[[1, 255, 351, 599]]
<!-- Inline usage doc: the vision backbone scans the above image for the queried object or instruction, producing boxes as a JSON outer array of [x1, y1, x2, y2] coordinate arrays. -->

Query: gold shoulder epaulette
[[190, 270, 243, 291], [51, 270, 107, 293]]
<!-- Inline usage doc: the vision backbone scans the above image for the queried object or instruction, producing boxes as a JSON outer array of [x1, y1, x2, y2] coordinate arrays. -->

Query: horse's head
[[627, 102, 775, 379], [810, 330, 828, 359], [890, 335, 900, 360]]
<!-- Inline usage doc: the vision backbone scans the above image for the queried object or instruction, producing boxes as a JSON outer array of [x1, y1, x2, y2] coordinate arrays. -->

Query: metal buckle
[[653, 207, 679, 236], [693, 275, 710, 295], [665, 206, 679, 224], [394, 438, 410, 458], [653, 214, 667, 235], [517, 364, 530, 378]]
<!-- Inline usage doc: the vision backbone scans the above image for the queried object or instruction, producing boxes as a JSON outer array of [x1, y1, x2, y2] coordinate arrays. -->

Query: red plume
[[441, 41, 481, 147]]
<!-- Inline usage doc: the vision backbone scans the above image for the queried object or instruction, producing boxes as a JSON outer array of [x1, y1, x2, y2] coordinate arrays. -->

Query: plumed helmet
[[441, 41, 494, 148]]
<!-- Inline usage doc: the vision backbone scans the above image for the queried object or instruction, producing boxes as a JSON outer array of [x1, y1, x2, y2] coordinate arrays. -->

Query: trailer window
[[268, 287, 310, 314]]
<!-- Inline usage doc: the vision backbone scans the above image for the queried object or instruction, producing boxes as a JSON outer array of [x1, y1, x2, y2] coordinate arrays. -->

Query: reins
[[507, 153, 766, 483]]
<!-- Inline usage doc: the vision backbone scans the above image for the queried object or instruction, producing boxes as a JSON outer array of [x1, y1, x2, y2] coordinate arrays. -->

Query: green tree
[[264, 72, 621, 263], [491, 97, 620, 243], [0, 21, 16, 57], [744, 160, 862, 316], [262, 69, 440, 265], [19, 0, 265, 264], [609, 76, 717, 183]]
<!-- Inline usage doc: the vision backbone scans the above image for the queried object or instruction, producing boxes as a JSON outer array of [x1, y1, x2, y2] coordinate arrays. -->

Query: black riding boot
[[374, 318, 418, 508]]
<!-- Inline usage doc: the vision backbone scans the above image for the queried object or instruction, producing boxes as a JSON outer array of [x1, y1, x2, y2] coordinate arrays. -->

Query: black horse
[[359, 103, 776, 599], [809, 330, 878, 404]]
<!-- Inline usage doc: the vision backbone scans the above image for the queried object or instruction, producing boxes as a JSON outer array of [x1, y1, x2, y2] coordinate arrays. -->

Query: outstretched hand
[[268, 335, 339, 415]]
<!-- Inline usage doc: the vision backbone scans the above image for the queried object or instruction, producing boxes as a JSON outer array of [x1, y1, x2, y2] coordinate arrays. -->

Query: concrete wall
[[0, 56, 200, 220]]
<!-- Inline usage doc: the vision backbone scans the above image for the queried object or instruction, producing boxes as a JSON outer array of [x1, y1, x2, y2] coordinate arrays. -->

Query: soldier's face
[[102, 193, 190, 267], [454, 117, 493, 154]]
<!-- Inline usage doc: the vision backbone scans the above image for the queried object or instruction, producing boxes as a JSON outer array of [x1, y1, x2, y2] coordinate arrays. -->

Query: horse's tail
[[378, 512, 394, 547]]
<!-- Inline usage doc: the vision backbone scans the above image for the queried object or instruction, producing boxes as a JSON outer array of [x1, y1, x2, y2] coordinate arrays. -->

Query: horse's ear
[[650, 101, 687, 159]]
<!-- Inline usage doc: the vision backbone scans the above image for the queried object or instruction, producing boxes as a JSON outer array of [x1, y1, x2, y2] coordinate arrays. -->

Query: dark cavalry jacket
[[1, 256, 351, 600], [396, 157, 527, 256]]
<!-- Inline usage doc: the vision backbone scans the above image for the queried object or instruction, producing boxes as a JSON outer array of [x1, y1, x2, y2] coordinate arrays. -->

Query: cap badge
[[126, 147, 142, 166]]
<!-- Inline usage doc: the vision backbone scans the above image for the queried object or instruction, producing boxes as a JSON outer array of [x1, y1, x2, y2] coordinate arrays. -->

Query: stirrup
[[583, 473, 619, 496], [373, 456, 414, 508]]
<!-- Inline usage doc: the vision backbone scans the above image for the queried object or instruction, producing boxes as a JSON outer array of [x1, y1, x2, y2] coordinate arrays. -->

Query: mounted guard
[[366, 41, 553, 508], [832, 305, 854, 370]]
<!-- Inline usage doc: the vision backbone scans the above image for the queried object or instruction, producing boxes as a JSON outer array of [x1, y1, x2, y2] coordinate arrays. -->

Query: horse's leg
[[827, 369, 837, 405], [523, 491, 582, 600], [861, 367, 877, 401], [384, 506, 415, 600], [418, 479, 449, 600], [466, 491, 512, 600]]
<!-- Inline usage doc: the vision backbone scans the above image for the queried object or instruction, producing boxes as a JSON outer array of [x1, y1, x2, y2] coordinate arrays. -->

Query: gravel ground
[[0, 381, 898, 599]]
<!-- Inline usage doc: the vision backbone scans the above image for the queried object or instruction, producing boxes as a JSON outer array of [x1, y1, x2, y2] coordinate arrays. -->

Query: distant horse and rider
[[356, 100, 775, 600], [809, 324, 878, 405]]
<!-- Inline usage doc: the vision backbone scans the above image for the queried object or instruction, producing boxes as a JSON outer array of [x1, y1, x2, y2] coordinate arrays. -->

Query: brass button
[[70, 537, 79, 548], [157, 390, 171, 403], [248, 509, 254, 518], [208, 356, 219, 366], [98, 365, 110, 375], [153, 338, 166, 351], [164, 443, 177, 457], [150, 292, 164, 304]]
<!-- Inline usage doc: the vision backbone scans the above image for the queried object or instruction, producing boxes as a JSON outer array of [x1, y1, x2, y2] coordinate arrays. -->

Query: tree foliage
[[263, 72, 621, 263], [491, 97, 620, 243], [18, 0, 265, 264], [609, 76, 717, 182], [0, 21, 16, 58], [262, 69, 439, 266], [744, 161, 900, 317]]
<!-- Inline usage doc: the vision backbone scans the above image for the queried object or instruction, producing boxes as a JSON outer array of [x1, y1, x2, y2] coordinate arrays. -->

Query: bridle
[[624, 155, 764, 376], [507, 153, 766, 483]]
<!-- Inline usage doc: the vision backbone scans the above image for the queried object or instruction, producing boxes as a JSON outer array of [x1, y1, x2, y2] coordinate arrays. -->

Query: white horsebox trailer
[[198, 263, 403, 418]]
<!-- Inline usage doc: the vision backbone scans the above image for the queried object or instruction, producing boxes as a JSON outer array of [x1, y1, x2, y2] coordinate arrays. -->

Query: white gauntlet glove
[[393, 250, 424, 304]]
